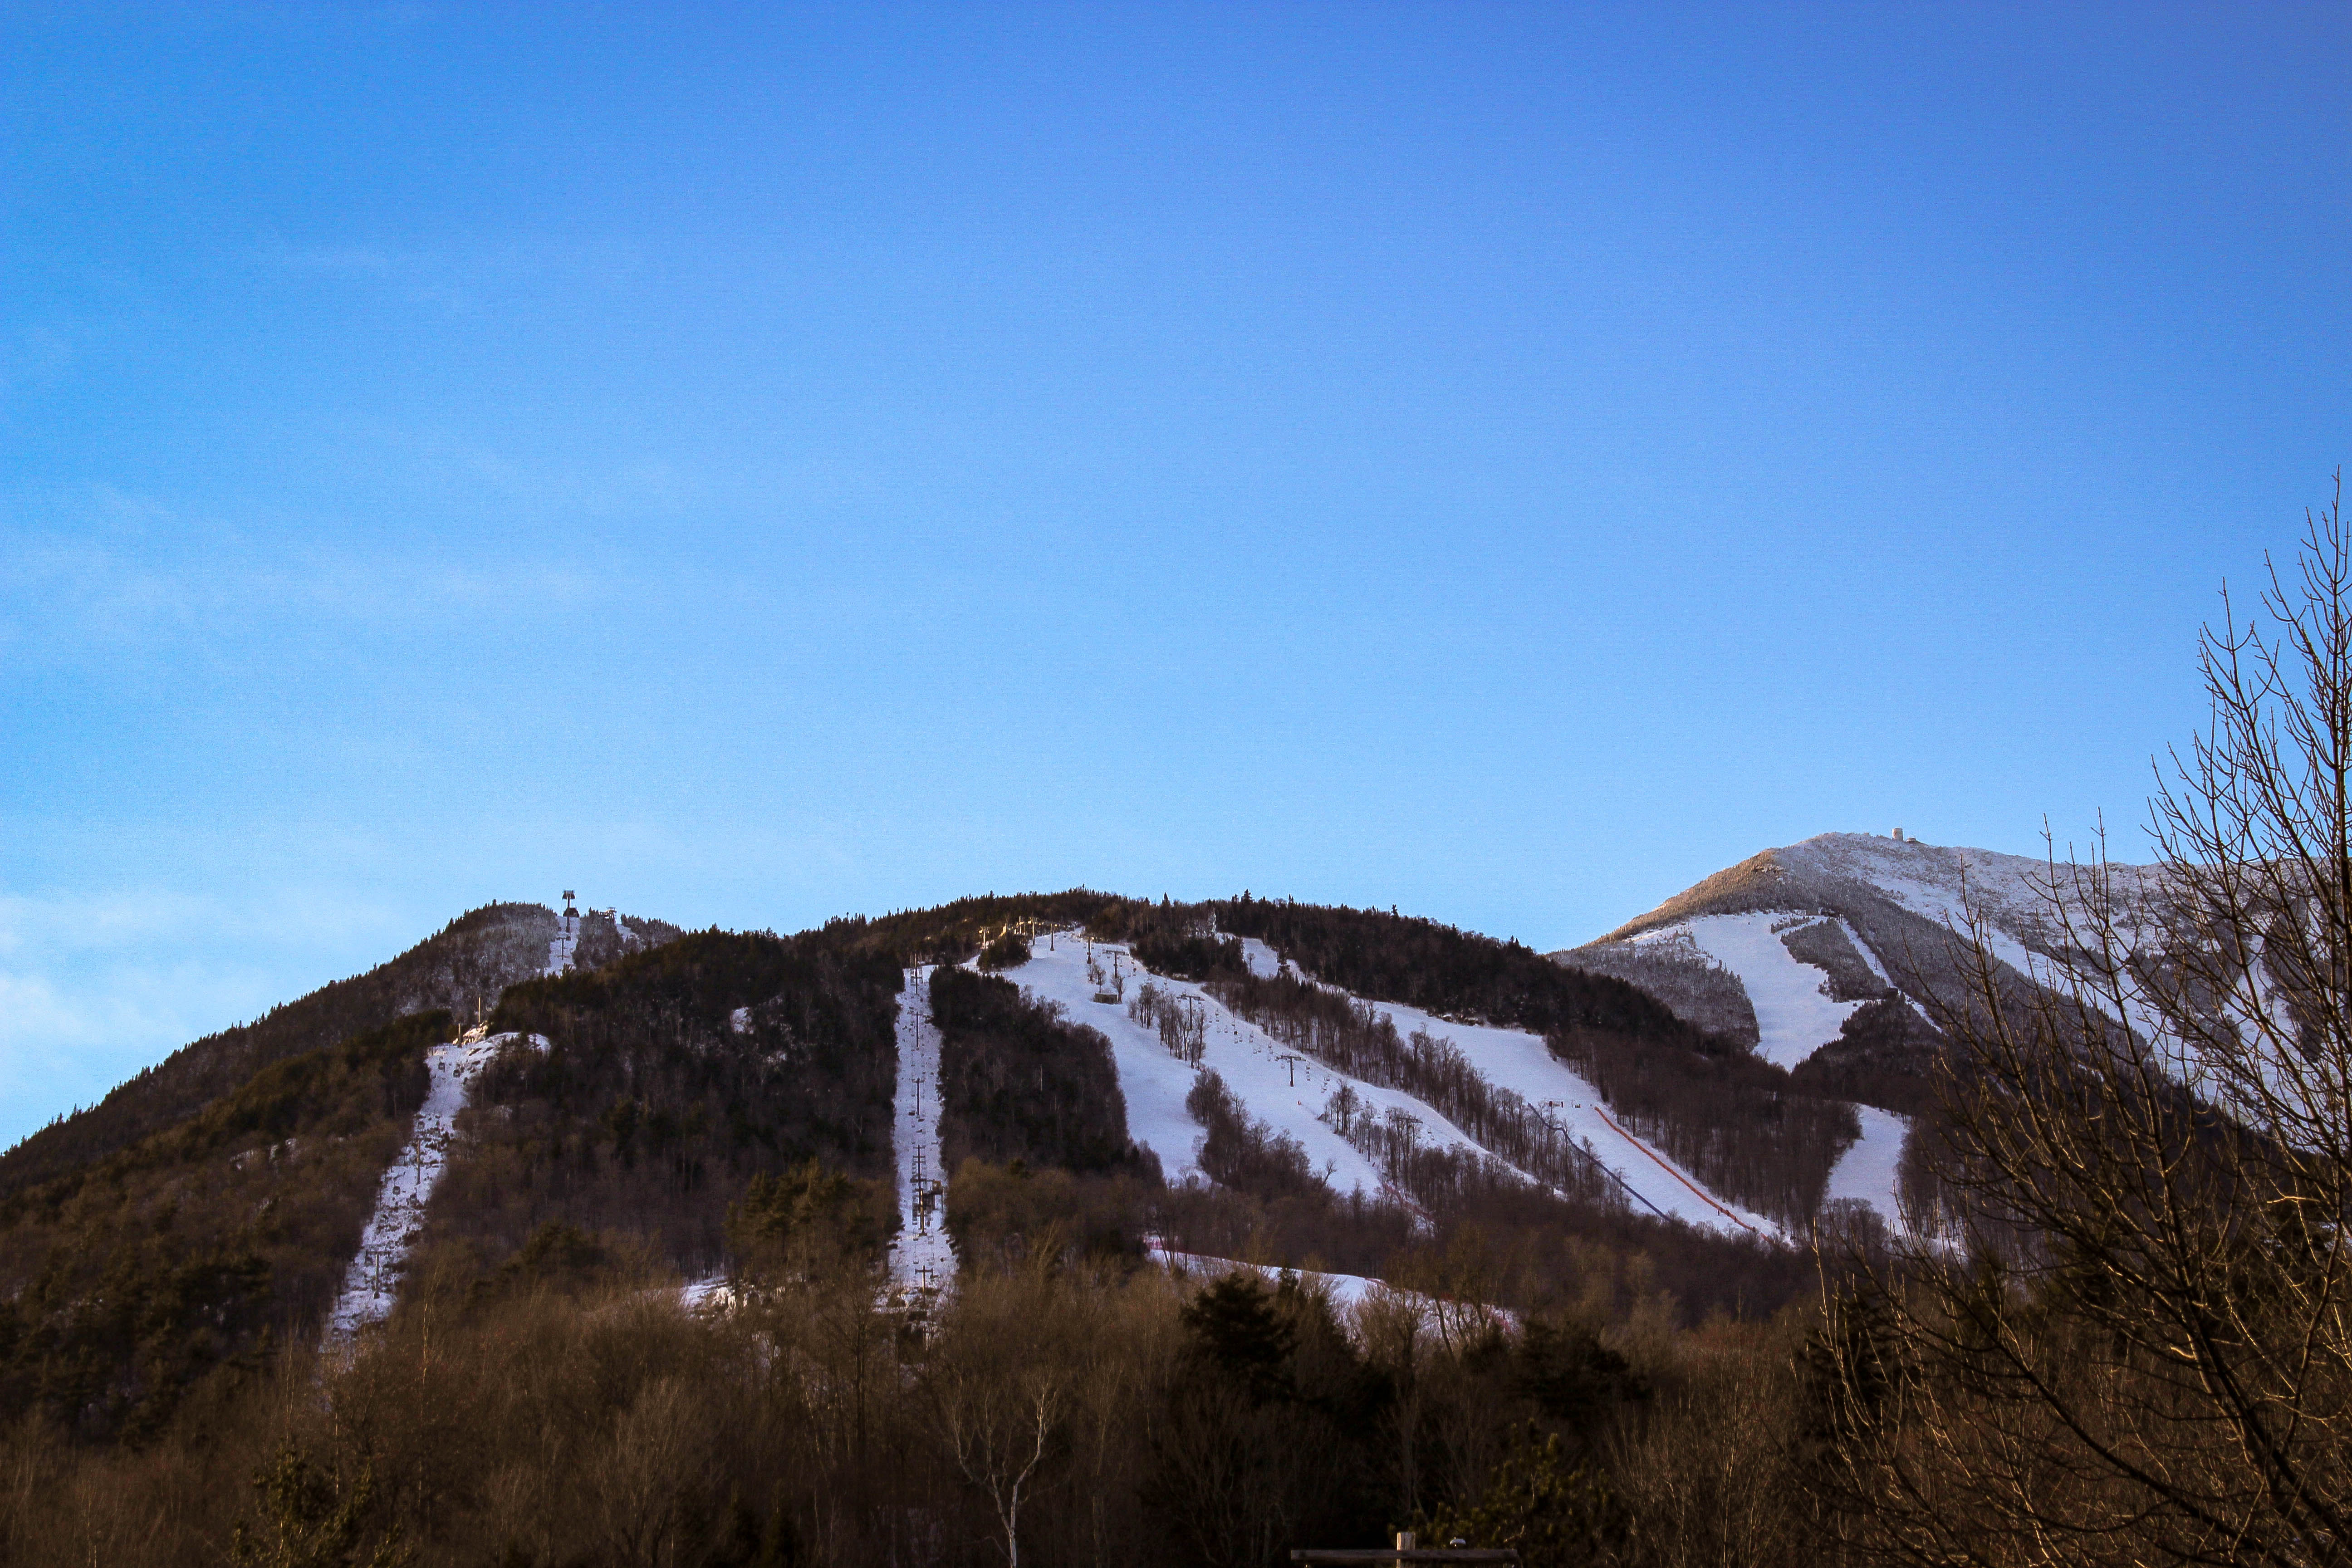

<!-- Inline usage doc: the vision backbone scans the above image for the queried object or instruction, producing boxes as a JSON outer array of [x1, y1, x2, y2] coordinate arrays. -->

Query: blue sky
[[3, 3, 2347, 1147]]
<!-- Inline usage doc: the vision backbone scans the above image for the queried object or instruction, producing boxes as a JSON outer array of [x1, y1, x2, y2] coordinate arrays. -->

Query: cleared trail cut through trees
[[325, 1029, 545, 1345], [889, 965, 956, 1294]]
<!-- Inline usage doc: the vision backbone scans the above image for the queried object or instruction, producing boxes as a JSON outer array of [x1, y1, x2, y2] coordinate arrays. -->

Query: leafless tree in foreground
[[929, 1267, 1081, 1568], [1824, 476, 2352, 1567]]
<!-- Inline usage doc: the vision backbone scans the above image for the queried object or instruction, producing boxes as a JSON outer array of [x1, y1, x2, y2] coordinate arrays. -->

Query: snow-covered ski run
[[324, 1030, 545, 1346], [1004, 934, 1784, 1238], [887, 966, 957, 1294]]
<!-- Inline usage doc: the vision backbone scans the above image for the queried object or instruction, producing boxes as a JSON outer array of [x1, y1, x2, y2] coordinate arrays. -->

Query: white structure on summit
[[547, 890, 582, 975]]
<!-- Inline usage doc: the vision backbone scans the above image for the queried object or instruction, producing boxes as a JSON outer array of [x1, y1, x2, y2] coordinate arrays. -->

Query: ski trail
[[888, 967, 956, 1293], [1012, 938, 1779, 1236], [1823, 1104, 1910, 1230], [324, 1031, 542, 1344]]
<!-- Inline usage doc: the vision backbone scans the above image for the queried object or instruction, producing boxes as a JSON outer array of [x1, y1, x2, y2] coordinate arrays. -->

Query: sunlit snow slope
[[1822, 1104, 1909, 1226], [1004, 935, 1775, 1236], [1627, 914, 1867, 1069], [1550, 828, 2179, 1232]]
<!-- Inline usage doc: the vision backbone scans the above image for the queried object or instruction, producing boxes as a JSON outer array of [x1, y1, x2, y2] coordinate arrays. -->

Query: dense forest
[[0, 1229, 1857, 1568], [421, 929, 906, 1285], [929, 967, 1147, 1178], [1207, 897, 1691, 1042], [0, 1011, 448, 1444]]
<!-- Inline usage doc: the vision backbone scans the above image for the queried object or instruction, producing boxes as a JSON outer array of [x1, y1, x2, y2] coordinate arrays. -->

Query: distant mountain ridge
[[1592, 830, 2156, 951], [1553, 831, 2161, 1113]]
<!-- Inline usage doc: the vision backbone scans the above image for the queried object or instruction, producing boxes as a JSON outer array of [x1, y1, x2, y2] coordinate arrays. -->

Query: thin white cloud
[[0, 481, 612, 670]]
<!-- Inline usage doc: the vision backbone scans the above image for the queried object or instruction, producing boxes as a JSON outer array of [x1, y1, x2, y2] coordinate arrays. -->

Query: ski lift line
[[1537, 1116, 1668, 1222], [1588, 1106, 1758, 1234]]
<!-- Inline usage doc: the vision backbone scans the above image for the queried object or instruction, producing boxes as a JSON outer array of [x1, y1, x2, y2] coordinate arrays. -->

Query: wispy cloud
[[0, 877, 436, 1144], [0, 893, 276, 1143], [0, 883, 396, 965], [0, 480, 612, 671], [376, 427, 708, 521]]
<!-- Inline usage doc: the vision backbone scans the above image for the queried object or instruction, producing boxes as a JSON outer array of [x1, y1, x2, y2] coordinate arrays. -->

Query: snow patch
[[546, 906, 581, 975], [679, 1274, 737, 1313], [1148, 1243, 1516, 1334]]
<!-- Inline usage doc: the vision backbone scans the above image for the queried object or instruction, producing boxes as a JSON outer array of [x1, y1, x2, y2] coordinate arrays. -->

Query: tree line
[[930, 967, 1150, 1179], [0, 1204, 1863, 1568], [417, 929, 906, 1287], [0, 903, 559, 1200], [0, 1010, 449, 1444]]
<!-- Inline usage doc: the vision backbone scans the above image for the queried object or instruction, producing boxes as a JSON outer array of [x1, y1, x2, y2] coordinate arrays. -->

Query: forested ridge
[[2, 886, 1892, 1568], [0, 902, 679, 1200], [435, 929, 906, 1282], [0, 1011, 449, 1444], [929, 966, 1146, 1178], [1208, 896, 1696, 1042]]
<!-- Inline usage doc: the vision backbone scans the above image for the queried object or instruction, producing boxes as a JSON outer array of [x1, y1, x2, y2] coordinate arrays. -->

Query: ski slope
[[1147, 1242, 1516, 1334], [1013, 936, 1406, 1200], [887, 966, 957, 1293], [1822, 1104, 1909, 1230], [1629, 913, 1867, 1069], [1006, 936, 1775, 1236], [326, 1030, 544, 1344], [1292, 983, 1777, 1235]]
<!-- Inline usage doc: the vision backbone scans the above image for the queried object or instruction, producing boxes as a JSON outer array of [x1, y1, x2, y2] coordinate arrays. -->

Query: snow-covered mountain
[[10, 877, 1945, 1440], [1557, 830, 2161, 1098]]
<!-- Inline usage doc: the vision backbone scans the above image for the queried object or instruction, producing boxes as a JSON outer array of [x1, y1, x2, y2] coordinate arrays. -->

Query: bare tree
[[935, 1360, 1064, 1568], [585, 1377, 712, 1568], [929, 1269, 1077, 1568], [1826, 476, 2352, 1566]]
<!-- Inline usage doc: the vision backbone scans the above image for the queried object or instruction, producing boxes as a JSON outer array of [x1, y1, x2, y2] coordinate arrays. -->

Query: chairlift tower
[[546, 889, 583, 975]]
